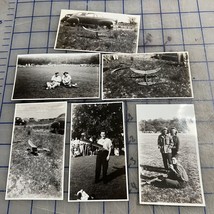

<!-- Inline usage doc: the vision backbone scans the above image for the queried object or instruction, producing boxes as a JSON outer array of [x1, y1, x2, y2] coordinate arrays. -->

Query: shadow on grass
[[105, 166, 125, 183]]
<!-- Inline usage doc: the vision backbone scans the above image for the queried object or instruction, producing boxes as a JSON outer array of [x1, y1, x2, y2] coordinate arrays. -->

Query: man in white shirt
[[95, 131, 112, 184], [46, 72, 61, 89]]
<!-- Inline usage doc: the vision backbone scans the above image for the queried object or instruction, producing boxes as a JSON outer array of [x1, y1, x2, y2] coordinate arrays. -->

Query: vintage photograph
[[5, 102, 67, 200], [12, 53, 100, 100], [136, 104, 205, 206], [102, 52, 193, 99], [54, 9, 140, 53], [68, 102, 128, 202]]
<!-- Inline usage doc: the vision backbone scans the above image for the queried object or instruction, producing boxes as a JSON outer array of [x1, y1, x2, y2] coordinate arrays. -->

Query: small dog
[[76, 189, 94, 200]]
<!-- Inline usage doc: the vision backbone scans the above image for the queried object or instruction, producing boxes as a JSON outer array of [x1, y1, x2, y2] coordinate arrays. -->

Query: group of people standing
[[158, 127, 180, 170], [156, 127, 189, 189], [46, 71, 77, 89]]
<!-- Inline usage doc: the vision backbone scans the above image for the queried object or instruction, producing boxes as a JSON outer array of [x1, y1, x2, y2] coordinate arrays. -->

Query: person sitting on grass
[[152, 157, 189, 189], [46, 72, 61, 89], [62, 72, 77, 88]]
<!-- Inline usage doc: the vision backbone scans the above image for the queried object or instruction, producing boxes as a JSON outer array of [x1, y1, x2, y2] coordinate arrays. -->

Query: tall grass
[[6, 126, 64, 199], [56, 25, 138, 53]]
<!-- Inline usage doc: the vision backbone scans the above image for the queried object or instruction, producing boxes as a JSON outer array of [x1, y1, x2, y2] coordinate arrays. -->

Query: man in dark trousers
[[170, 127, 180, 158], [158, 127, 174, 170], [95, 131, 112, 184]]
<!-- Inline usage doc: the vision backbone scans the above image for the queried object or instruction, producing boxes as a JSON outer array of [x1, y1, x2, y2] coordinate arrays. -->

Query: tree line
[[139, 118, 189, 133], [71, 103, 124, 141], [18, 54, 99, 66]]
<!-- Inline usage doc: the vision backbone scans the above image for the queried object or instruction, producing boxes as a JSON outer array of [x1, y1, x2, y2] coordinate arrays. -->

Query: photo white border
[[68, 101, 129, 202], [136, 104, 205, 206], [102, 51, 194, 100], [11, 53, 101, 101], [5, 101, 68, 200], [54, 9, 140, 54]]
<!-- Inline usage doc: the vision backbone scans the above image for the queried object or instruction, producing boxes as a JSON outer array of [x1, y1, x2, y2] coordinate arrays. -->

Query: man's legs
[[46, 81, 59, 89], [164, 178, 181, 188], [102, 150, 109, 183], [52, 82, 60, 89], [46, 82, 51, 89], [161, 153, 168, 169], [167, 153, 172, 165], [95, 151, 102, 183]]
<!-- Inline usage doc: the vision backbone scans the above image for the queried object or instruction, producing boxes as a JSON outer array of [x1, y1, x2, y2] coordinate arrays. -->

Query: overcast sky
[[18, 53, 98, 63], [15, 102, 67, 119], [136, 104, 197, 134]]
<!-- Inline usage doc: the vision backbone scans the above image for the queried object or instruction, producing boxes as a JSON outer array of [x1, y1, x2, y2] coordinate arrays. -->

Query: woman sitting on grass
[[150, 157, 189, 189], [62, 72, 77, 88]]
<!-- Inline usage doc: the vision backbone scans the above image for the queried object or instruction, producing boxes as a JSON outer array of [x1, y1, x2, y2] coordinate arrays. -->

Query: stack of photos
[[12, 53, 100, 100], [136, 104, 205, 206], [68, 102, 128, 201], [55, 9, 140, 53], [102, 52, 193, 99], [6, 102, 67, 200]]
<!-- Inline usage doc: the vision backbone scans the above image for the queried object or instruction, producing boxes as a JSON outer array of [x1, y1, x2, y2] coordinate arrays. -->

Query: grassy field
[[56, 24, 138, 53], [138, 133, 203, 204], [13, 65, 99, 99], [6, 125, 64, 199], [69, 155, 127, 200], [103, 56, 192, 98]]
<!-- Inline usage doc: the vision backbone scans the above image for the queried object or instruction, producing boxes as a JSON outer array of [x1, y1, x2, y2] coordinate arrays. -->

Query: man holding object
[[95, 131, 112, 184]]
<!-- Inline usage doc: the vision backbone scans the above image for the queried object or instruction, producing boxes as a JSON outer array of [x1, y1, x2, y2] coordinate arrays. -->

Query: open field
[[13, 65, 99, 99], [6, 125, 64, 199], [56, 24, 138, 53], [138, 133, 203, 204], [103, 56, 192, 99], [69, 155, 127, 200]]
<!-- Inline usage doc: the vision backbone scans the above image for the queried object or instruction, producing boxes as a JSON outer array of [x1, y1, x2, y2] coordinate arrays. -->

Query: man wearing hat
[[46, 72, 61, 89], [157, 127, 174, 170]]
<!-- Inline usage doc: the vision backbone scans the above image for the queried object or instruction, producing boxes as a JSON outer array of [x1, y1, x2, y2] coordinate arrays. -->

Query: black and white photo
[[68, 102, 128, 202], [12, 53, 100, 100], [55, 9, 140, 53], [6, 102, 67, 200], [136, 104, 205, 206], [102, 52, 193, 99]]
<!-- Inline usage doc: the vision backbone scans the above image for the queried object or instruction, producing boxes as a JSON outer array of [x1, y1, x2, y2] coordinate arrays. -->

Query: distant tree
[[139, 120, 145, 132], [90, 54, 99, 64], [71, 103, 123, 140], [128, 17, 137, 25], [140, 118, 189, 133]]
